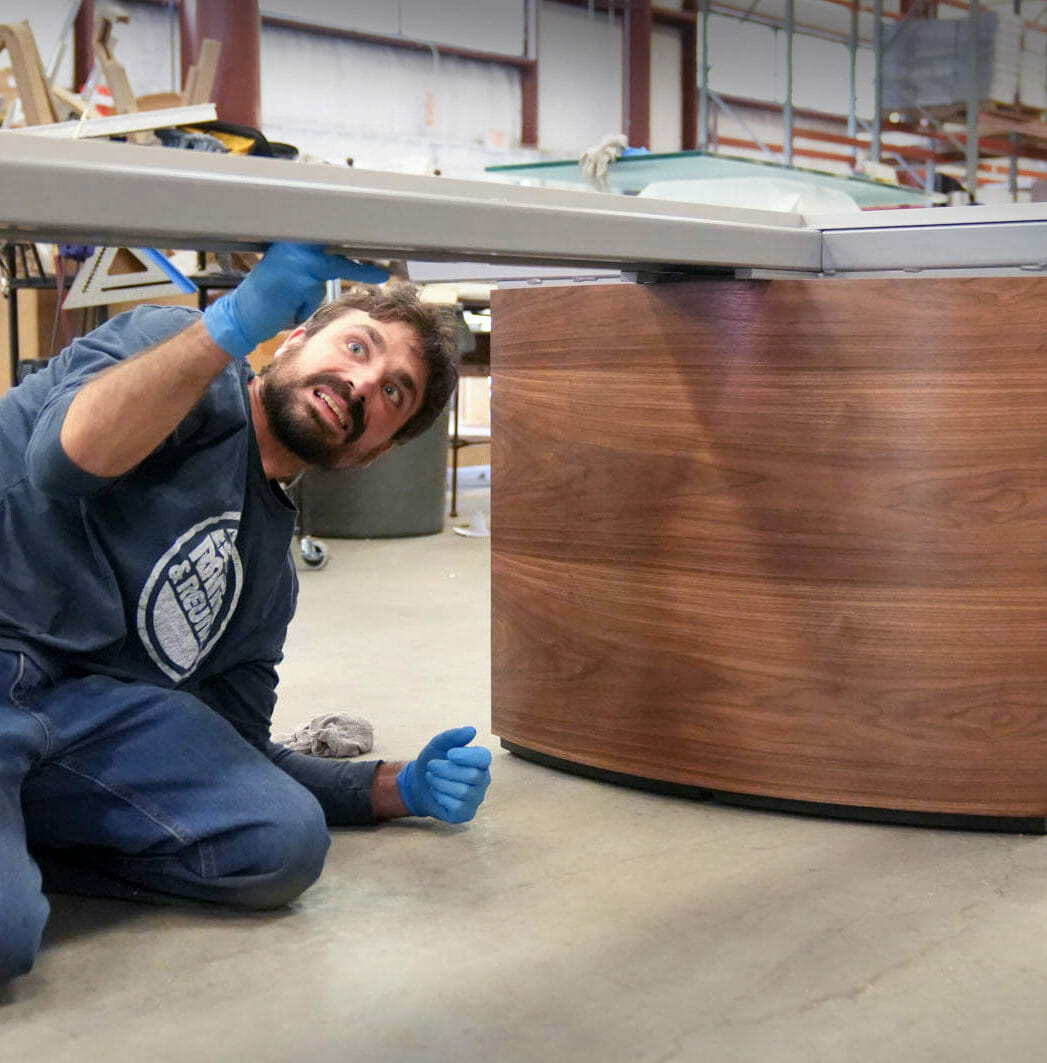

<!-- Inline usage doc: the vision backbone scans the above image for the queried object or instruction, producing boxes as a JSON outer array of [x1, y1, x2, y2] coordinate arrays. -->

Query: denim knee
[[226, 793, 330, 910], [0, 890, 49, 983]]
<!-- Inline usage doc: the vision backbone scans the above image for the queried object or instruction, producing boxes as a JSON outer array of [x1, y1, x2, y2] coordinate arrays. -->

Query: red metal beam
[[716, 91, 868, 127], [714, 134, 857, 166], [521, 63, 539, 146], [181, 0, 262, 129], [626, 0, 652, 147], [74, 0, 95, 92], [681, 0, 698, 150], [521, 0, 539, 147], [653, 5, 698, 27]]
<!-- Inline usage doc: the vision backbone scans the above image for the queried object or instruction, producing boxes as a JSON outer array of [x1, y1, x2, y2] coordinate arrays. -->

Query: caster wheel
[[300, 536, 328, 570]]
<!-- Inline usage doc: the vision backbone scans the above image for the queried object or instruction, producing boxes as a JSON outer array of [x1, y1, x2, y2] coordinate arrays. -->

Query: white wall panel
[[854, 46, 875, 120], [262, 0, 399, 37], [399, 0, 525, 56], [260, 0, 526, 57], [707, 15, 778, 102], [791, 33, 850, 112], [704, 13, 875, 121], [115, 2, 181, 98], [538, 1, 623, 154], [649, 25, 682, 153], [260, 23, 527, 175], [0, 2, 67, 59], [0, 0, 74, 89]]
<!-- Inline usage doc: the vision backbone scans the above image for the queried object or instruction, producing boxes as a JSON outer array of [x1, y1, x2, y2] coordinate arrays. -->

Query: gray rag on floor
[[273, 714, 374, 758]]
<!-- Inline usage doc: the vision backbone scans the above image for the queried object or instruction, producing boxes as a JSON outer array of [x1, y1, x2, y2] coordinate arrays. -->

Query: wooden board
[[490, 277, 1047, 821], [0, 21, 58, 126], [185, 39, 222, 106]]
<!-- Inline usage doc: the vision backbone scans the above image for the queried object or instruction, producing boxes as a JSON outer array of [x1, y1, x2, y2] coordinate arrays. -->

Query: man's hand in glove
[[203, 242, 389, 360], [395, 726, 492, 824]]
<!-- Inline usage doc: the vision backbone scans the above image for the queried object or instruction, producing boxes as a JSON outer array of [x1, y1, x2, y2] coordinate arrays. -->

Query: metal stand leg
[[197, 251, 208, 311], [6, 244, 19, 388], [449, 383, 461, 518]]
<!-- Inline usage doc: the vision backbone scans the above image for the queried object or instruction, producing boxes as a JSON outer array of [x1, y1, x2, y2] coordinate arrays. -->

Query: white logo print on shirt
[[137, 512, 244, 681]]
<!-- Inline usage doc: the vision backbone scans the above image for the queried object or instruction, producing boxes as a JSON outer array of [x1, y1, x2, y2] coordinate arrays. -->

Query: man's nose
[[353, 372, 382, 403]]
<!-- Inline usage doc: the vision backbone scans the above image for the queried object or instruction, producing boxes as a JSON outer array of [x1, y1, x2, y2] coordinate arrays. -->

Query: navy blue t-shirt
[[0, 304, 298, 745], [0, 305, 381, 823]]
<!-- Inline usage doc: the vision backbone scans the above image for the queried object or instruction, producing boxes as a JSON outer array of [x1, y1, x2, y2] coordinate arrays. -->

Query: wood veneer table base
[[501, 741, 1047, 833], [491, 277, 1047, 831]]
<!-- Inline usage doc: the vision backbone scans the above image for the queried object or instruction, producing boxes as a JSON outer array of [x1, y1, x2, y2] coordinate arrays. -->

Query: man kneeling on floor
[[0, 243, 492, 983]]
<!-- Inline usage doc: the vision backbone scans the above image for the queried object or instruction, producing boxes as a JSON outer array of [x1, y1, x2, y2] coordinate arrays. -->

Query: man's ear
[[273, 327, 308, 359]]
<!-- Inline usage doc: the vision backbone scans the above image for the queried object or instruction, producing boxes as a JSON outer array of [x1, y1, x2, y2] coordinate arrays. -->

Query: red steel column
[[180, 0, 262, 129], [74, 0, 95, 91], [681, 0, 699, 150], [626, 0, 652, 148], [521, 62, 539, 146], [521, 0, 539, 147]]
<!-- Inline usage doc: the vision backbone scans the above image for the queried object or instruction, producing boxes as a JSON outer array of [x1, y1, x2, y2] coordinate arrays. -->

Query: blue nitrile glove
[[397, 726, 493, 823], [203, 242, 390, 359]]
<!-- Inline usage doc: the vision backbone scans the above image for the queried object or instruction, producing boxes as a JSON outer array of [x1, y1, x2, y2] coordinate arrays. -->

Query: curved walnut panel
[[490, 278, 1047, 826]]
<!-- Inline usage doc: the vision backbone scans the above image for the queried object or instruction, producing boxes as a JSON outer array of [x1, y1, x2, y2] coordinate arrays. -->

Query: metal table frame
[[5, 135, 1047, 279]]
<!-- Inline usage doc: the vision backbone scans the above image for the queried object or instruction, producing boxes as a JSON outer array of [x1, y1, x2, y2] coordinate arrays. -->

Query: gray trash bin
[[298, 406, 450, 538]]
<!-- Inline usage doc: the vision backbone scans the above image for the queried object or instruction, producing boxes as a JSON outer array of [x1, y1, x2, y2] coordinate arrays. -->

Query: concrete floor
[[4, 484, 1047, 1061]]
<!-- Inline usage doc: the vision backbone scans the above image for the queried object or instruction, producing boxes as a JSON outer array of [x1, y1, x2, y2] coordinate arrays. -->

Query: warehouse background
[[6, 5, 1047, 1062]]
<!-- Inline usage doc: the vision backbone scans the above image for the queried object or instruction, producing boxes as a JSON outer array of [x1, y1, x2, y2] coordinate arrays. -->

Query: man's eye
[[384, 383, 403, 406], [348, 341, 365, 356]]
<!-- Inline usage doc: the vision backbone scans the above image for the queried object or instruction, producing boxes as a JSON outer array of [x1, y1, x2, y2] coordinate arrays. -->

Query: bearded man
[[0, 243, 492, 983]]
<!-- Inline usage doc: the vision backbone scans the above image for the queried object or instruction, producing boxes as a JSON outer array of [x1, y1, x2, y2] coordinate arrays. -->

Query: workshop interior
[[5, 0, 1047, 1059]]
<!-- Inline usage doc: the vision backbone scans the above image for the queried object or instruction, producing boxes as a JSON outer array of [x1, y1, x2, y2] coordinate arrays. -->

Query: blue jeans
[[0, 650, 330, 982]]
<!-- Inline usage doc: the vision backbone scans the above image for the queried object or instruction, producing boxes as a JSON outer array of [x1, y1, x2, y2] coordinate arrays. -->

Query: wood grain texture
[[490, 278, 1047, 818]]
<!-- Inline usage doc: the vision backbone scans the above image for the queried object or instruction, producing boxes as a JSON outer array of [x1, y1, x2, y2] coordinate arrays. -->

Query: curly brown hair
[[299, 282, 459, 442]]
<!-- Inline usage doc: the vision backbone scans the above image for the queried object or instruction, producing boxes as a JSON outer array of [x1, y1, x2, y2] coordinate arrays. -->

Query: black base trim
[[500, 740, 1047, 834]]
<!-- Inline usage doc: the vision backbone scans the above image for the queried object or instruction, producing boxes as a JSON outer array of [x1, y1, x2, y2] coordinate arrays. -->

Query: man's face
[[259, 309, 428, 469]]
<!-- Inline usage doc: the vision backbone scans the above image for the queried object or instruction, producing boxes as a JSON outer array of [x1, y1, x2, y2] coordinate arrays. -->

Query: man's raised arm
[[59, 243, 388, 477]]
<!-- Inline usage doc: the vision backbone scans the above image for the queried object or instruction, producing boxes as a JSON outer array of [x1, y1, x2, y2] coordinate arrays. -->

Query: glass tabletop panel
[[486, 150, 942, 209]]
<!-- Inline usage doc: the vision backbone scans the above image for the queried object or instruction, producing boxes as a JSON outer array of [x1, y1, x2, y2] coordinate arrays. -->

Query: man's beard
[[260, 366, 366, 468]]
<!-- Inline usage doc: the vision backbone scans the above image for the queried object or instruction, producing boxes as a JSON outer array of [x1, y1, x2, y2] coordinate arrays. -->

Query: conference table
[[5, 135, 1047, 830]]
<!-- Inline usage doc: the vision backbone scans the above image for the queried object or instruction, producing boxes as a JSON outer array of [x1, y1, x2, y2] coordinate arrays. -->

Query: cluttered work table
[[6, 134, 1047, 830]]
